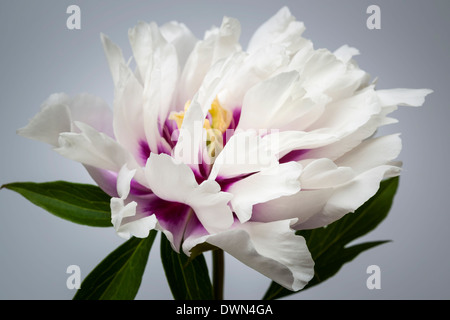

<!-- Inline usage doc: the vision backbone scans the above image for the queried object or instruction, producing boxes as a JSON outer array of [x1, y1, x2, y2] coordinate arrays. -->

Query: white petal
[[300, 158, 355, 189], [177, 16, 241, 106], [128, 21, 160, 83], [205, 16, 242, 63], [299, 49, 347, 97], [209, 130, 278, 180], [189, 180, 234, 234], [287, 38, 314, 70], [119, 215, 157, 239], [238, 69, 333, 132], [218, 45, 289, 109], [247, 7, 305, 55], [145, 153, 197, 201], [65, 93, 114, 137], [128, 21, 180, 128], [17, 101, 71, 147], [17, 93, 113, 146], [159, 21, 198, 69], [228, 162, 302, 223], [299, 165, 401, 229], [261, 130, 338, 159], [145, 153, 233, 233], [291, 46, 370, 103], [252, 158, 355, 225], [333, 45, 360, 63], [307, 85, 380, 136], [100, 33, 127, 87], [111, 197, 135, 234], [112, 65, 150, 160], [305, 113, 381, 161], [252, 158, 353, 224], [253, 188, 333, 225], [55, 121, 135, 173], [377, 88, 433, 107], [194, 51, 245, 115], [184, 219, 315, 291], [335, 134, 402, 175], [116, 164, 137, 199], [142, 41, 179, 149], [237, 71, 300, 131], [110, 197, 156, 239], [172, 100, 205, 166]]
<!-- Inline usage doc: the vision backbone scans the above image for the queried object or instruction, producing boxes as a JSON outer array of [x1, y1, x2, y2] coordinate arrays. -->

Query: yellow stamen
[[168, 100, 191, 129], [168, 97, 231, 134], [209, 97, 232, 133], [168, 97, 231, 159]]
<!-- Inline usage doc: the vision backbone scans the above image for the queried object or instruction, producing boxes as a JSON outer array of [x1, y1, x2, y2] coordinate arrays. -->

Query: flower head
[[18, 7, 432, 291]]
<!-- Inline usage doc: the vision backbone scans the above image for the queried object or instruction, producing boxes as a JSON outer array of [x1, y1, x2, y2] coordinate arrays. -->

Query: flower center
[[169, 97, 232, 158]]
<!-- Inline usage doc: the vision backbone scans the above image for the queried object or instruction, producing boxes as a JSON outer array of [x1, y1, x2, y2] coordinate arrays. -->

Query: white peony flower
[[18, 7, 432, 291]]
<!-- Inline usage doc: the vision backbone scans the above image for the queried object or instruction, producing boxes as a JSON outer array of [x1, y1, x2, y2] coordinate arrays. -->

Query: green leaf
[[160, 233, 213, 300], [263, 176, 399, 300], [2, 181, 112, 227], [73, 231, 157, 300]]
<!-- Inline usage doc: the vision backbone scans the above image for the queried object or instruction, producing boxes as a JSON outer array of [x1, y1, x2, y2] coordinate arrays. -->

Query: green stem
[[212, 249, 224, 300]]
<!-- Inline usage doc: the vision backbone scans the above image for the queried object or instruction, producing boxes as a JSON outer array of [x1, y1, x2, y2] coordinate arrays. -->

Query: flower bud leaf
[[2, 181, 112, 227], [73, 231, 157, 300], [160, 234, 213, 300]]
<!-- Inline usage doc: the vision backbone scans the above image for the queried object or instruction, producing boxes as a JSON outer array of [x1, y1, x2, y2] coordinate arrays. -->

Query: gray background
[[0, 0, 448, 300]]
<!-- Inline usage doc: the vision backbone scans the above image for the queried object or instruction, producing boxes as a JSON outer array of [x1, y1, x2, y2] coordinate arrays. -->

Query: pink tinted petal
[[84, 165, 118, 197]]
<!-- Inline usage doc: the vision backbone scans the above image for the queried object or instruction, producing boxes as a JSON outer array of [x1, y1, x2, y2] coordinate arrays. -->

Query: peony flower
[[18, 7, 431, 291]]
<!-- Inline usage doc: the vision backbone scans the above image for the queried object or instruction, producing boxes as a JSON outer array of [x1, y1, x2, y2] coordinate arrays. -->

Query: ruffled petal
[[237, 71, 300, 131], [55, 121, 137, 173], [128, 21, 180, 135], [110, 197, 157, 239], [17, 100, 71, 147], [111, 165, 157, 239], [128, 21, 162, 83], [17, 93, 113, 146], [112, 62, 149, 163], [253, 159, 352, 224], [377, 88, 433, 107], [227, 162, 302, 223], [145, 153, 233, 234], [100, 33, 127, 88], [247, 6, 305, 55], [218, 45, 289, 110], [262, 130, 338, 160], [254, 149, 401, 230], [194, 51, 245, 116], [183, 219, 315, 291], [299, 158, 355, 189], [333, 45, 360, 63], [159, 21, 198, 69], [177, 16, 241, 106], [209, 130, 278, 180], [65, 93, 114, 137], [172, 100, 205, 166], [305, 86, 381, 158], [299, 165, 401, 229], [290, 47, 369, 102], [142, 42, 179, 151], [145, 153, 197, 200], [189, 180, 234, 234], [335, 134, 402, 175], [253, 188, 333, 225]]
